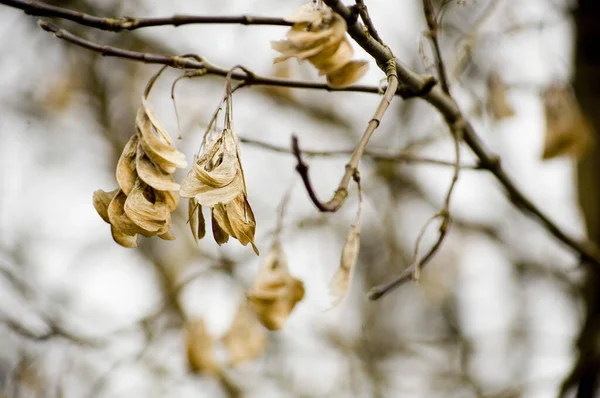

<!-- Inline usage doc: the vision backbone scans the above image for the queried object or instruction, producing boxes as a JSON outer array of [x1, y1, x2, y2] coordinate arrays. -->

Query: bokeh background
[[0, 0, 594, 397]]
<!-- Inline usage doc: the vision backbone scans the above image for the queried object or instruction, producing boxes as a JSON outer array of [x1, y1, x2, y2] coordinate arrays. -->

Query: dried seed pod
[[487, 72, 515, 120], [247, 241, 304, 330], [180, 133, 244, 208], [116, 135, 138, 195], [211, 194, 259, 255], [272, 4, 368, 87], [180, 79, 258, 254], [327, 185, 362, 308], [93, 67, 187, 247], [186, 319, 220, 375], [222, 303, 267, 366], [542, 84, 595, 160]]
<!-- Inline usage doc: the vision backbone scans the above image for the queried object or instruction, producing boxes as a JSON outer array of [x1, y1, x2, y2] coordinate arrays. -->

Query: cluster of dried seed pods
[[93, 67, 187, 248], [272, 3, 368, 87], [180, 77, 259, 255]]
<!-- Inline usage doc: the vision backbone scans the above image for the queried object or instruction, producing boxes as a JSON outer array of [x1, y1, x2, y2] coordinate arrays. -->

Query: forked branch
[[292, 59, 399, 212]]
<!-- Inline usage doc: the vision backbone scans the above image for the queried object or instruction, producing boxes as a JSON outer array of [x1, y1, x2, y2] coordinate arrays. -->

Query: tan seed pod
[[124, 181, 170, 234], [136, 145, 181, 192], [542, 84, 595, 160], [116, 135, 138, 195], [185, 319, 220, 375], [211, 209, 230, 245], [272, 4, 368, 87], [222, 303, 267, 366], [180, 134, 244, 208], [188, 198, 206, 243], [247, 241, 304, 330], [326, 60, 369, 87], [136, 102, 187, 174], [327, 187, 362, 308], [487, 72, 515, 120], [211, 195, 259, 255], [93, 189, 119, 223]]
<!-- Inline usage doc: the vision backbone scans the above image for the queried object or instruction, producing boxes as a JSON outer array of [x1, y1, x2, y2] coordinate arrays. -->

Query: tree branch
[[369, 120, 464, 300], [1, 0, 292, 31], [292, 58, 399, 212], [240, 136, 481, 169], [322, 0, 600, 267], [354, 0, 383, 44], [37, 21, 382, 95], [422, 0, 450, 94]]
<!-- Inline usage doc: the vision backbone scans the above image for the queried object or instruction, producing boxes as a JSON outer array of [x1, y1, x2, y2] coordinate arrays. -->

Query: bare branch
[[422, 0, 450, 94], [322, 0, 600, 267], [240, 136, 481, 169], [1, 0, 292, 31], [36, 21, 388, 96], [293, 58, 399, 212], [370, 121, 464, 300], [354, 0, 383, 44]]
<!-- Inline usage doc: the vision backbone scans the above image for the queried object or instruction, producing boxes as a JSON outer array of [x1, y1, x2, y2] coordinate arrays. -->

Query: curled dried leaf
[[180, 134, 244, 208], [212, 195, 258, 255], [124, 181, 170, 234], [272, 4, 368, 87], [328, 190, 362, 308], [211, 209, 230, 245], [186, 319, 220, 374], [108, 189, 143, 237], [310, 39, 353, 76], [136, 145, 181, 192], [487, 72, 515, 120], [116, 135, 138, 195], [106, 190, 140, 247], [247, 241, 304, 330], [326, 60, 369, 87], [136, 104, 187, 174], [222, 303, 267, 366], [542, 84, 595, 160], [93, 189, 119, 223], [188, 198, 206, 243]]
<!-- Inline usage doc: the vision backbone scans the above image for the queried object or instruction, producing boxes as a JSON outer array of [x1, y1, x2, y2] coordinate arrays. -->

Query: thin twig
[[1, 0, 292, 31], [422, 0, 450, 94], [322, 0, 600, 267], [292, 58, 399, 212], [36, 21, 384, 95], [239, 136, 481, 169], [354, 0, 383, 44], [369, 121, 463, 299]]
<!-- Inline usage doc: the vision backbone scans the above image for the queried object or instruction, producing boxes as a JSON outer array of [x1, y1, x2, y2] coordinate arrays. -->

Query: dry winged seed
[[328, 216, 361, 308], [116, 134, 138, 195], [93, 189, 119, 223], [326, 60, 369, 87], [487, 72, 515, 120], [222, 303, 266, 366], [310, 39, 353, 76], [284, 3, 324, 24], [136, 102, 187, 174], [185, 319, 219, 375], [107, 190, 139, 247], [247, 241, 304, 330], [135, 145, 181, 192], [188, 198, 206, 243], [211, 209, 230, 245], [164, 190, 179, 212], [179, 134, 244, 208], [542, 84, 595, 160], [124, 180, 170, 234], [212, 194, 258, 255]]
